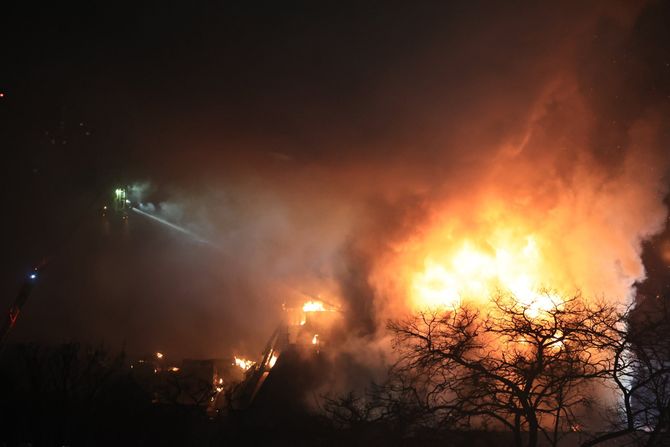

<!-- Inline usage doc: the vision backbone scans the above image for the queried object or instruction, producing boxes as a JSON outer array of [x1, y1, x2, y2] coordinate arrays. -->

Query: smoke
[[9, 1, 670, 402], [124, 1, 669, 372]]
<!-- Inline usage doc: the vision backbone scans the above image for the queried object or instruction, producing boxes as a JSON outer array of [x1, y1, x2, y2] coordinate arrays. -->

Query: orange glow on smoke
[[365, 97, 669, 317]]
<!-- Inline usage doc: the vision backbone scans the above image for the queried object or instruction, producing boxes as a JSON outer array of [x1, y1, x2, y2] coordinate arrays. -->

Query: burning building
[[229, 299, 341, 411]]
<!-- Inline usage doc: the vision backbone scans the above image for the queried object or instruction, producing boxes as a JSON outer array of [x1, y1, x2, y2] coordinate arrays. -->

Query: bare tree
[[388, 293, 621, 447], [581, 297, 670, 447], [323, 380, 432, 438], [154, 369, 216, 408]]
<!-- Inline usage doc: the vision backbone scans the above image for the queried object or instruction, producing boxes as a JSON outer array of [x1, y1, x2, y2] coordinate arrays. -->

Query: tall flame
[[411, 235, 561, 314]]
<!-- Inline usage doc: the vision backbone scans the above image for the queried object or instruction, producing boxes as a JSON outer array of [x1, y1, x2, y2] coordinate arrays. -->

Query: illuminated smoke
[[25, 2, 668, 394]]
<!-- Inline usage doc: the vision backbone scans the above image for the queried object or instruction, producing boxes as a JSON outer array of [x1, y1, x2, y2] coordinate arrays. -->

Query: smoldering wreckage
[[127, 298, 340, 415]]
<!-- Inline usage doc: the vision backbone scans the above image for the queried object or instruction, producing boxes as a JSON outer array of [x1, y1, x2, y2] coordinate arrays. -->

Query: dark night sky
[[1, 1, 670, 360]]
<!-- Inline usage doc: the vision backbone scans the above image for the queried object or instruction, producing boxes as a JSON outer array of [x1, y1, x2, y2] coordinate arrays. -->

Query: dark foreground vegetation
[[0, 342, 509, 446], [0, 341, 503, 446], [1, 294, 669, 446]]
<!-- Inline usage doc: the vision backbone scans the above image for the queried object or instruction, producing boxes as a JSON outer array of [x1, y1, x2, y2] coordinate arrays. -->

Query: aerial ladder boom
[[0, 262, 47, 347]]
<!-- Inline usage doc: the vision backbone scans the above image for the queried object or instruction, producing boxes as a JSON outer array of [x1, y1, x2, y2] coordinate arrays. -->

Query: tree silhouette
[[388, 293, 622, 447]]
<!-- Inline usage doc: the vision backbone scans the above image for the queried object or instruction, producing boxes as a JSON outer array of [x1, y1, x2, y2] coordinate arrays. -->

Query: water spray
[[131, 207, 212, 245]]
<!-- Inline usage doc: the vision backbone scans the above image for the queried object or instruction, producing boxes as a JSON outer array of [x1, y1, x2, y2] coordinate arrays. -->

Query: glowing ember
[[302, 300, 326, 312], [234, 356, 255, 371], [213, 377, 224, 393]]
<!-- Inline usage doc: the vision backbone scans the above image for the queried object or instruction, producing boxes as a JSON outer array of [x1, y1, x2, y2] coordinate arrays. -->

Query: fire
[[268, 353, 278, 368], [312, 334, 319, 345], [410, 235, 562, 315], [412, 260, 461, 309], [234, 356, 255, 371], [156, 352, 164, 359], [303, 300, 326, 312], [214, 377, 224, 392]]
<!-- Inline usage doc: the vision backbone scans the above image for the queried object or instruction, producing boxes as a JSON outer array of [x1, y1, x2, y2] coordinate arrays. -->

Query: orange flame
[[303, 300, 326, 312], [234, 356, 255, 371], [409, 233, 563, 315]]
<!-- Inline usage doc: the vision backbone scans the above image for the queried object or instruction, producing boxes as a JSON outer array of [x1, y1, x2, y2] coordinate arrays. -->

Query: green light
[[113, 187, 128, 212]]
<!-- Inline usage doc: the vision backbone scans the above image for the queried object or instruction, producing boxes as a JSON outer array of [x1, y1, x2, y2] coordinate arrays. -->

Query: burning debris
[[233, 356, 255, 371], [268, 353, 278, 369], [223, 299, 343, 410], [302, 300, 326, 312]]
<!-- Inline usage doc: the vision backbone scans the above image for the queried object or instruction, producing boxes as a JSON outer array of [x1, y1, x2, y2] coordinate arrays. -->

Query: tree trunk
[[514, 413, 523, 447], [527, 414, 538, 447]]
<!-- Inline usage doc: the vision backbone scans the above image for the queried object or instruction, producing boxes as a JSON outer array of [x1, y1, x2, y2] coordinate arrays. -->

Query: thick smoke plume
[[9, 3, 670, 390]]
